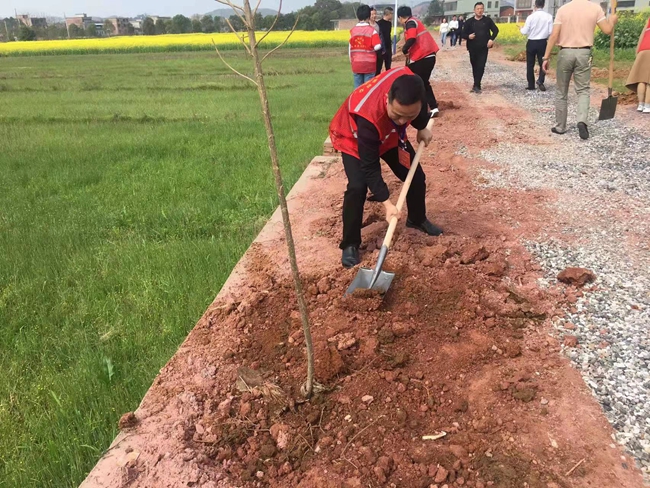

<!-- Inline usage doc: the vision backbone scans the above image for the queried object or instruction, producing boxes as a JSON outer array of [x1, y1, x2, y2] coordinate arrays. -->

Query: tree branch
[[252, 0, 264, 16], [212, 40, 258, 85], [223, 16, 252, 54], [216, 0, 252, 52], [255, 0, 282, 47], [261, 14, 299, 63], [215, 0, 245, 14]]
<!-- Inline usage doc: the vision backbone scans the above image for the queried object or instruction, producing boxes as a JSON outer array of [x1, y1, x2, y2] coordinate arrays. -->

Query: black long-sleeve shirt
[[377, 18, 393, 52], [355, 103, 430, 202], [462, 16, 499, 51]]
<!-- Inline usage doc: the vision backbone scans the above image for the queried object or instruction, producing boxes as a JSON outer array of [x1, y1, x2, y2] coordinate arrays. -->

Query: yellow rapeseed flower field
[[0, 24, 525, 57], [0, 30, 350, 56], [495, 23, 526, 44]]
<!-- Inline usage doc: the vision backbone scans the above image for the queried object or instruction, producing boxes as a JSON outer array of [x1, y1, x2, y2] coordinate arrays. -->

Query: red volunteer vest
[[405, 17, 439, 62], [350, 24, 379, 74], [639, 19, 650, 53], [329, 67, 417, 159]]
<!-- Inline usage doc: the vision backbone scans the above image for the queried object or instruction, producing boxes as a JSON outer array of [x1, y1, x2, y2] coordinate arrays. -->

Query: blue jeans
[[441, 32, 447, 46], [450, 31, 457, 46], [353, 72, 374, 89]]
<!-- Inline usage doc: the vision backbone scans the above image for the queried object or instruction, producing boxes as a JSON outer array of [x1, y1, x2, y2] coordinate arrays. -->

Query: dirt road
[[81, 48, 649, 487]]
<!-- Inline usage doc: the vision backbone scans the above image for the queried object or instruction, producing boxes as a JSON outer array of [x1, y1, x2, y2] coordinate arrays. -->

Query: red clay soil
[[82, 54, 645, 488]]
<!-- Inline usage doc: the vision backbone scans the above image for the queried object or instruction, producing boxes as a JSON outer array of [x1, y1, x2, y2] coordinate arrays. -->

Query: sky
[[1, 0, 307, 19]]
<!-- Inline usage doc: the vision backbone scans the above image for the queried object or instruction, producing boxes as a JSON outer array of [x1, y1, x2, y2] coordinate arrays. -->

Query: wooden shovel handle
[[382, 117, 435, 249], [608, 0, 617, 92]]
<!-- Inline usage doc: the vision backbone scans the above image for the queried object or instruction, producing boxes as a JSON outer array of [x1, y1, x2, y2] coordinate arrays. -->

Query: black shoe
[[537, 82, 546, 92], [551, 127, 566, 135], [341, 246, 360, 268], [406, 218, 443, 236], [526, 86, 536, 90], [470, 86, 479, 93], [577, 122, 589, 140]]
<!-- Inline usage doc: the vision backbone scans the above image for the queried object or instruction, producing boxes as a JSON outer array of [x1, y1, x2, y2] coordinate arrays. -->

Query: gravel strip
[[434, 50, 650, 477]]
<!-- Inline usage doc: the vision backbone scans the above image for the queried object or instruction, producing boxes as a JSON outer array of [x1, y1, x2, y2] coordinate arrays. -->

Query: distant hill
[[204, 8, 277, 18], [412, 1, 430, 17]]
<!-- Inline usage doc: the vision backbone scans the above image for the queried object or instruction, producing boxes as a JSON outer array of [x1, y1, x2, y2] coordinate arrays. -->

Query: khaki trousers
[[555, 48, 592, 132]]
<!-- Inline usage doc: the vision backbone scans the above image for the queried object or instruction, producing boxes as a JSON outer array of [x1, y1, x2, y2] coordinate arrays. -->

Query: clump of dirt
[[507, 50, 527, 62]]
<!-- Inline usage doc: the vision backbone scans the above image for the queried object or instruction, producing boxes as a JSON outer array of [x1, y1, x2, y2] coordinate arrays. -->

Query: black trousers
[[407, 55, 438, 110], [340, 143, 427, 249], [469, 49, 489, 88], [526, 39, 547, 88], [376, 50, 392, 75]]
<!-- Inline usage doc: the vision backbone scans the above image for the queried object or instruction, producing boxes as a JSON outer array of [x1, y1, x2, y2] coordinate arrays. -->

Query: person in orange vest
[[350, 5, 383, 89], [397, 6, 441, 117], [329, 68, 443, 268]]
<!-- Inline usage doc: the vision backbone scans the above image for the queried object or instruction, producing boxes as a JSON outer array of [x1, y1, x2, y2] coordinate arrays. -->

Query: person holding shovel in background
[[397, 6, 441, 117], [329, 69, 443, 268], [541, 0, 618, 139]]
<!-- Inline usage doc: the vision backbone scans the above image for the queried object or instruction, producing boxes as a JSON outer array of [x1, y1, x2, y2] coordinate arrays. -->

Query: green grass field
[[0, 48, 351, 487]]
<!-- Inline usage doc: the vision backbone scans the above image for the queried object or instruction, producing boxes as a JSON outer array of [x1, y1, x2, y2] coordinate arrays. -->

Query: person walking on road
[[462, 2, 499, 93], [625, 16, 650, 113], [520, 0, 553, 91], [329, 69, 443, 268], [397, 6, 441, 116], [349, 4, 382, 89], [457, 16, 465, 46], [440, 18, 449, 47], [377, 7, 394, 74], [542, 0, 617, 139], [449, 15, 459, 47], [369, 7, 385, 77]]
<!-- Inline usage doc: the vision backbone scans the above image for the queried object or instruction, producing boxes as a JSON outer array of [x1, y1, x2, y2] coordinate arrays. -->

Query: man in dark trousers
[[462, 2, 499, 93], [377, 7, 394, 74], [329, 68, 443, 268], [457, 15, 465, 46], [397, 6, 441, 117], [520, 0, 553, 91]]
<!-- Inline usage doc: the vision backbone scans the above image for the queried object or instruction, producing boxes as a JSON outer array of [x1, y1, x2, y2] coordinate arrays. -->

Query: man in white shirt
[[449, 15, 459, 46], [520, 0, 553, 91]]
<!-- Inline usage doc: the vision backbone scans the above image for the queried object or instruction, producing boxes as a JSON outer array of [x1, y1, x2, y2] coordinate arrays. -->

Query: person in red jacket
[[397, 6, 441, 117], [350, 5, 383, 89], [329, 68, 443, 268]]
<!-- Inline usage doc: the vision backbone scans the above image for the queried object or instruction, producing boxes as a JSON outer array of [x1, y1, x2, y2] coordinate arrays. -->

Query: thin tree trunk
[[242, 0, 314, 398]]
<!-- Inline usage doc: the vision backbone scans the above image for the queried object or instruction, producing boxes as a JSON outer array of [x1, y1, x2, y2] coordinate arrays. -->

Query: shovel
[[599, 0, 618, 121], [345, 117, 435, 296]]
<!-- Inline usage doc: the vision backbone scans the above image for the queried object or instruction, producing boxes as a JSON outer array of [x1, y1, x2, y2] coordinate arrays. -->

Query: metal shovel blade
[[598, 95, 618, 120], [345, 267, 395, 296], [345, 245, 395, 296]]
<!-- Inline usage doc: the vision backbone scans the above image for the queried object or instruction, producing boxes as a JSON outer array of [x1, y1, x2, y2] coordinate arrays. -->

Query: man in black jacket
[[462, 2, 499, 93], [376, 7, 394, 74]]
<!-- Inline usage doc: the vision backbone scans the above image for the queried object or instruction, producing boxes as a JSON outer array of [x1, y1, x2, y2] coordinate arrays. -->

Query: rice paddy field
[[0, 47, 352, 487]]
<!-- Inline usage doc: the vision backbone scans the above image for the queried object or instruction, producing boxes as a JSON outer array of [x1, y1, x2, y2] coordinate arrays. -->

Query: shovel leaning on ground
[[599, 0, 618, 121], [345, 117, 435, 297]]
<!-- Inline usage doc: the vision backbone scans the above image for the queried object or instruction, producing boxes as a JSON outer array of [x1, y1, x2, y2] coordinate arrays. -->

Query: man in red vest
[[397, 6, 441, 117], [329, 68, 443, 268], [350, 5, 383, 89]]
